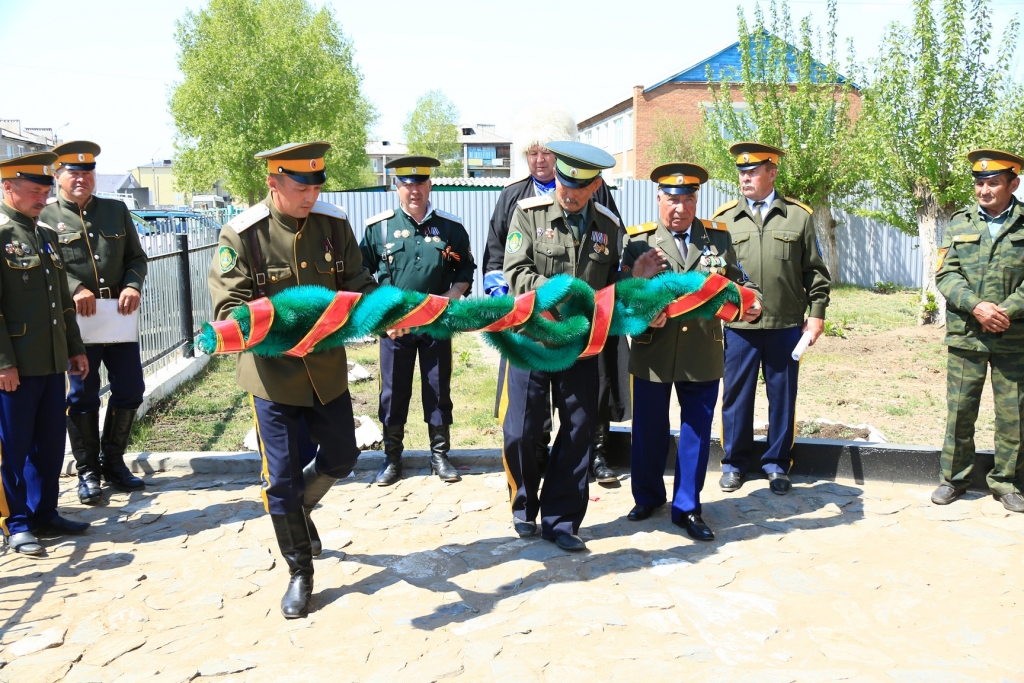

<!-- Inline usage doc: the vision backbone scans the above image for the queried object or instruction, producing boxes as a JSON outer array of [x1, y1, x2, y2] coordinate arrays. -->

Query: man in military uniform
[[0, 152, 90, 556], [41, 141, 147, 505], [208, 142, 378, 618], [483, 109, 626, 484], [360, 156, 476, 486], [714, 142, 831, 495], [622, 164, 761, 541], [932, 149, 1024, 511]]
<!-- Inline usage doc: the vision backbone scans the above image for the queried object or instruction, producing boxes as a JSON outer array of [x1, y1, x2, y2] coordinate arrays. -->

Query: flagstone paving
[[1, 467, 1022, 683]]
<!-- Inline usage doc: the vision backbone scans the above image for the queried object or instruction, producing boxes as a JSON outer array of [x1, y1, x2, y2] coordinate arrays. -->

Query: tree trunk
[[914, 183, 952, 326], [811, 200, 840, 285], [248, 190, 256, 207]]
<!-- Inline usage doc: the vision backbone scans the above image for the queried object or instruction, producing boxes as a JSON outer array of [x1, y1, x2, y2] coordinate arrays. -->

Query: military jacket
[[713, 195, 830, 329], [622, 218, 757, 383], [937, 200, 1024, 354], [208, 197, 377, 407], [0, 202, 85, 375], [360, 205, 476, 294], [40, 194, 148, 296], [503, 195, 620, 295]]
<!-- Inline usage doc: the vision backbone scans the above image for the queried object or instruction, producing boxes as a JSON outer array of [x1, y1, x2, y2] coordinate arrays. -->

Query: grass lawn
[[824, 282, 920, 334]]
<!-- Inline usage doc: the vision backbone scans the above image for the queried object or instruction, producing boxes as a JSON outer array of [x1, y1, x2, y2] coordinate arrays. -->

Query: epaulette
[[517, 195, 554, 210], [225, 203, 270, 233], [712, 200, 738, 218], [594, 202, 621, 227], [365, 208, 395, 226], [45, 197, 58, 205], [36, 220, 54, 230], [435, 208, 463, 224], [625, 222, 657, 237], [702, 219, 728, 231], [785, 197, 813, 215], [311, 201, 347, 220]]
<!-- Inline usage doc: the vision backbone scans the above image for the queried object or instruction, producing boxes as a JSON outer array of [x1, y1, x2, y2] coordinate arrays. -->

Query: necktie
[[674, 232, 688, 260], [567, 213, 583, 244], [752, 200, 766, 227]]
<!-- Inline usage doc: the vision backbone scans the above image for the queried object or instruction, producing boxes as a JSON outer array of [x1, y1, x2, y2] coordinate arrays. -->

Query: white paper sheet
[[76, 300, 140, 344]]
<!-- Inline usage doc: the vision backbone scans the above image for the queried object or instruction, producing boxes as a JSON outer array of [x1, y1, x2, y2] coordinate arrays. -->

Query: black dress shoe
[[767, 472, 791, 495], [998, 492, 1024, 513], [78, 472, 103, 505], [627, 504, 659, 521], [931, 484, 963, 505], [36, 515, 90, 536], [513, 519, 536, 537], [720, 472, 743, 492], [281, 574, 313, 619], [553, 534, 587, 551], [675, 512, 714, 542], [4, 532, 43, 556]]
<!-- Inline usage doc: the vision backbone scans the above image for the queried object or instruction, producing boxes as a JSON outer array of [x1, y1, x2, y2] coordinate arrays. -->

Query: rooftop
[[366, 140, 409, 156], [458, 124, 510, 145]]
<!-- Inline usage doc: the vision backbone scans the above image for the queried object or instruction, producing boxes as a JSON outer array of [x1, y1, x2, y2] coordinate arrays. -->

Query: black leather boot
[[67, 412, 102, 504], [375, 424, 404, 486], [302, 459, 339, 558], [590, 422, 617, 484], [428, 425, 460, 482], [100, 408, 145, 491], [270, 511, 314, 618]]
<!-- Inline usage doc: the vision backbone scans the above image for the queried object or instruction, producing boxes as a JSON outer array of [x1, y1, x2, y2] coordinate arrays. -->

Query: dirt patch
[[754, 421, 871, 441]]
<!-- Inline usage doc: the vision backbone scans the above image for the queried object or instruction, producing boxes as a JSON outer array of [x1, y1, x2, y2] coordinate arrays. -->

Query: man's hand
[[973, 301, 1010, 333], [648, 311, 668, 329], [118, 287, 141, 315], [0, 367, 19, 392], [73, 285, 97, 317], [442, 283, 470, 300], [631, 249, 669, 279], [69, 354, 89, 379], [741, 299, 762, 323], [803, 317, 825, 345], [387, 327, 412, 339]]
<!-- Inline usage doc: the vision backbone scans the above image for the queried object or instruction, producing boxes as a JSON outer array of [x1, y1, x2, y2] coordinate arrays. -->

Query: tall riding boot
[[270, 511, 314, 618], [428, 424, 460, 482], [590, 421, 618, 484], [375, 424, 404, 486], [67, 412, 102, 504], [302, 459, 339, 558], [100, 408, 145, 491]]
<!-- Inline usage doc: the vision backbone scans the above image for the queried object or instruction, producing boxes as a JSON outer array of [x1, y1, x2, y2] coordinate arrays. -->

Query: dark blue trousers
[[0, 374, 67, 535], [721, 327, 802, 475], [631, 376, 719, 520], [251, 391, 360, 515], [501, 357, 597, 539], [379, 333, 453, 427], [67, 342, 145, 414]]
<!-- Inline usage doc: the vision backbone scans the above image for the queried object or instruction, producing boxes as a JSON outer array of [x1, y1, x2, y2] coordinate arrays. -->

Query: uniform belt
[[97, 286, 124, 299]]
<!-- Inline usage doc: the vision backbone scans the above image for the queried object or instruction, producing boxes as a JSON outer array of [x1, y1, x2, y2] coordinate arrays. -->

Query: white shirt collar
[[747, 190, 776, 212], [401, 201, 434, 225]]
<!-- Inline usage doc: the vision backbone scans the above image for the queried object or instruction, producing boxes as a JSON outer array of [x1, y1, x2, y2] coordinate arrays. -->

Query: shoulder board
[[950, 208, 970, 221], [785, 197, 813, 215], [702, 220, 728, 231], [712, 199, 739, 218], [311, 201, 347, 220], [435, 208, 462, 224], [36, 220, 54, 230], [594, 202, 621, 227], [364, 208, 395, 226], [517, 195, 554, 210], [45, 196, 58, 205], [952, 233, 981, 242], [625, 222, 658, 237], [225, 203, 270, 233]]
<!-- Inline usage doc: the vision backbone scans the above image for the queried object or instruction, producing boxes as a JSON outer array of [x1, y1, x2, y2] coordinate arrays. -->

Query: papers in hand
[[76, 300, 140, 344], [791, 331, 813, 361]]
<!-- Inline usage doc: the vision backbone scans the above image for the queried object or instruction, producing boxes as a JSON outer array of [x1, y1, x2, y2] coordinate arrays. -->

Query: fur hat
[[511, 104, 578, 158]]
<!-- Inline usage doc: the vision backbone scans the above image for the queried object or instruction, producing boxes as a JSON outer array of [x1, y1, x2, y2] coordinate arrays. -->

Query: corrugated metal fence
[[322, 180, 925, 293]]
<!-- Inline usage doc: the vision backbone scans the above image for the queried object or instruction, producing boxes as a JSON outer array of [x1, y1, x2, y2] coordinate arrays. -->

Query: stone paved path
[[2, 467, 1023, 683]]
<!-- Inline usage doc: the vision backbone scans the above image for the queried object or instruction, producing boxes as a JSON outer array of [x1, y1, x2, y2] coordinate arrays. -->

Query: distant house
[[366, 140, 409, 187], [1, 120, 60, 159], [459, 124, 511, 179], [95, 173, 147, 208], [577, 33, 857, 184]]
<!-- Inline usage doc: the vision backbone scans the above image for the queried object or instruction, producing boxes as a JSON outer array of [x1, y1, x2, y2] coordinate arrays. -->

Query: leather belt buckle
[[98, 287, 113, 299]]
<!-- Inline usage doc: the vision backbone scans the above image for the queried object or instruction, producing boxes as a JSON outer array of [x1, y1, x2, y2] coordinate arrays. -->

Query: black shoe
[[513, 519, 536, 537], [676, 512, 714, 542], [590, 423, 617, 484], [270, 511, 314, 619], [998, 492, 1024, 513], [375, 424, 404, 486], [4, 532, 43, 556], [100, 408, 145, 492], [301, 460, 338, 558], [428, 425, 461, 482], [767, 472, 791, 495], [36, 515, 90, 536], [627, 504, 659, 521], [719, 472, 743, 492], [553, 534, 587, 551], [68, 412, 103, 504], [931, 484, 963, 505], [78, 472, 102, 505]]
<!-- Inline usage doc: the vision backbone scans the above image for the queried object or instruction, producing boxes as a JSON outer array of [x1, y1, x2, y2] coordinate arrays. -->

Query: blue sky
[[2, 0, 1023, 173]]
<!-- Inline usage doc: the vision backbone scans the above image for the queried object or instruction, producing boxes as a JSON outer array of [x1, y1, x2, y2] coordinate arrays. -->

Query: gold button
[[301, 261, 307, 268], [330, 268, 335, 273], [297, 233, 302, 239], [271, 276, 277, 282]]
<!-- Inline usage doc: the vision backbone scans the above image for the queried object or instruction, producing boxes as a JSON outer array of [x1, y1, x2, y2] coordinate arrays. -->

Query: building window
[[467, 145, 495, 160], [583, 130, 592, 145], [17, 145, 24, 155], [4, 145, 11, 159], [613, 118, 623, 153], [372, 158, 379, 172]]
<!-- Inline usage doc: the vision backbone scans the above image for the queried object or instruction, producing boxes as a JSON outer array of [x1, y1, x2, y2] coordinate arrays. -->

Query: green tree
[[169, 0, 376, 204], [854, 0, 1021, 323], [403, 90, 463, 177], [699, 0, 859, 281]]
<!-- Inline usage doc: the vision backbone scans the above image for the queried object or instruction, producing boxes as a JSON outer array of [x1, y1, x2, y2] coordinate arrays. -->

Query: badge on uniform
[[218, 245, 238, 273], [936, 247, 948, 272], [402, 229, 411, 238], [537, 227, 544, 238], [4, 244, 13, 254], [394, 230, 402, 239], [544, 229, 555, 239], [22, 272, 29, 284], [57, 222, 67, 232], [506, 231, 523, 254]]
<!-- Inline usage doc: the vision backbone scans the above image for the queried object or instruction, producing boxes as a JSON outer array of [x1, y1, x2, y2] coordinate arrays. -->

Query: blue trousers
[[67, 342, 145, 414], [721, 327, 802, 475], [0, 374, 67, 535], [379, 333, 453, 427], [631, 376, 719, 520], [501, 357, 597, 539], [251, 391, 360, 515]]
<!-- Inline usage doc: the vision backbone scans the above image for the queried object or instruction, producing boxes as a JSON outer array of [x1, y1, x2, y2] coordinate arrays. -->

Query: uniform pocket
[[99, 224, 125, 239], [632, 333, 653, 344], [266, 265, 293, 284], [772, 230, 799, 260], [5, 323, 26, 337]]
